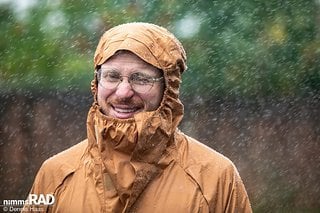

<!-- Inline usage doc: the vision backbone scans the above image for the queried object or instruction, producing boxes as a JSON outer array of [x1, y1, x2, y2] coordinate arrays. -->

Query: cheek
[[143, 85, 164, 110], [97, 85, 112, 103]]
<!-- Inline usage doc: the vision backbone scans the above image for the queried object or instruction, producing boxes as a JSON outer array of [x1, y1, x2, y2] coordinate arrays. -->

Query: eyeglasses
[[96, 69, 163, 93]]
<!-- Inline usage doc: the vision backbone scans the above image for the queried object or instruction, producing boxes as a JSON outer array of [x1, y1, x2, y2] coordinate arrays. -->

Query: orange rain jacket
[[23, 23, 252, 213]]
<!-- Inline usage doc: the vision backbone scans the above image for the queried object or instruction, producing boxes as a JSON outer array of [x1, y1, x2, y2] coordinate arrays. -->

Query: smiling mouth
[[111, 104, 142, 118]]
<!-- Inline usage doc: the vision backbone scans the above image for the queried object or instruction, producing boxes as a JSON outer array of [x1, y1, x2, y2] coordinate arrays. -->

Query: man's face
[[97, 51, 165, 119]]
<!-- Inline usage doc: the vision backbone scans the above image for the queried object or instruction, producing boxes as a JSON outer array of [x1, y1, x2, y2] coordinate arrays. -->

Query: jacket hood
[[94, 22, 186, 73], [86, 22, 187, 211], [89, 22, 188, 149]]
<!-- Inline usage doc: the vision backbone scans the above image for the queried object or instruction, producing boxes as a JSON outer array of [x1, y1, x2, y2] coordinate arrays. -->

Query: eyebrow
[[99, 68, 119, 72], [99, 66, 163, 78]]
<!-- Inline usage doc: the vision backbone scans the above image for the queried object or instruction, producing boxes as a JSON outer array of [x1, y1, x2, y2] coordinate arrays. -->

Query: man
[[24, 22, 252, 212]]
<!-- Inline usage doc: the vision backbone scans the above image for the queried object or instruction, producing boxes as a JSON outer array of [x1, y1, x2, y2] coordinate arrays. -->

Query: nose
[[114, 78, 135, 98]]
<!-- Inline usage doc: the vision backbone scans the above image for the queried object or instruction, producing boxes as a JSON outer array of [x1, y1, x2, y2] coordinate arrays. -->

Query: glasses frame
[[95, 69, 163, 93]]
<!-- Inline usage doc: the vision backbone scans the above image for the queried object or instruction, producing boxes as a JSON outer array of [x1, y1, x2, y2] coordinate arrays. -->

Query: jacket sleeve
[[226, 167, 252, 212], [21, 140, 87, 213], [218, 164, 252, 213], [21, 162, 53, 213]]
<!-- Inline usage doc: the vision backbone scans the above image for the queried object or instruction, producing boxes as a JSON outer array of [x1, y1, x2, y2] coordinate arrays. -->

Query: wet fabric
[[23, 22, 252, 213]]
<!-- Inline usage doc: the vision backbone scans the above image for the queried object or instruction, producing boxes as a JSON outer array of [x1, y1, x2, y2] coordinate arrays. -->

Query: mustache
[[107, 98, 143, 107]]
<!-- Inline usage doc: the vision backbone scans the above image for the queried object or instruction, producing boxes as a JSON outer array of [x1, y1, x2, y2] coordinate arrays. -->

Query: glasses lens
[[131, 84, 153, 93], [130, 73, 154, 93], [99, 70, 121, 89]]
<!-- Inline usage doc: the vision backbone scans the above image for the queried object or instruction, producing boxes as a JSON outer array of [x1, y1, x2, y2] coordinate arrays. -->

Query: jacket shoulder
[[30, 139, 88, 194], [174, 132, 251, 212], [175, 132, 234, 171], [42, 139, 88, 171]]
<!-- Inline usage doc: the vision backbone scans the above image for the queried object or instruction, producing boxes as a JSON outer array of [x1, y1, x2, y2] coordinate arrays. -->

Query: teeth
[[114, 107, 136, 113]]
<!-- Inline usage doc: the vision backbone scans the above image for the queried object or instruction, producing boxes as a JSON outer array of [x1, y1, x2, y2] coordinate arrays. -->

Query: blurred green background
[[1, 0, 319, 212], [1, 0, 319, 97]]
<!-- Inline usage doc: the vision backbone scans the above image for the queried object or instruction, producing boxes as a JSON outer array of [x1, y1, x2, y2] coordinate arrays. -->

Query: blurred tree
[[0, 0, 319, 97], [178, 0, 320, 98]]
